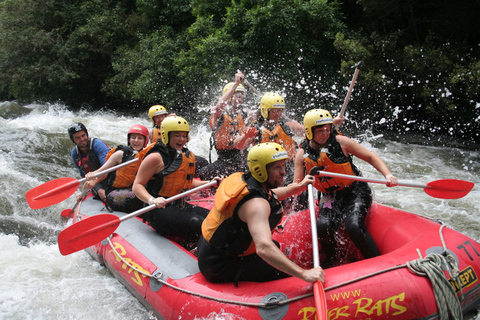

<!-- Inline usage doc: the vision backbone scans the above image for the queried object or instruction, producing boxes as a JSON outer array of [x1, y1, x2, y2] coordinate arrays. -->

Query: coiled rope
[[406, 224, 463, 320], [105, 223, 465, 315]]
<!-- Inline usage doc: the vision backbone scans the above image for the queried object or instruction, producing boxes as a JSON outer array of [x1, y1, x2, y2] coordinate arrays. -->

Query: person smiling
[[68, 122, 110, 204], [133, 116, 219, 244], [198, 142, 325, 285], [148, 105, 169, 144], [83, 124, 152, 213], [294, 109, 398, 267]]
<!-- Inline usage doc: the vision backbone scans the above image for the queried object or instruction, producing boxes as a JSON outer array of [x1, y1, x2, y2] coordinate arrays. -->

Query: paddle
[[61, 189, 90, 218], [238, 70, 263, 97], [57, 180, 218, 256], [26, 158, 139, 209], [243, 78, 262, 97], [310, 169, 474, 199], [336, 61, 362, 129], [307, 168, 328, 320]]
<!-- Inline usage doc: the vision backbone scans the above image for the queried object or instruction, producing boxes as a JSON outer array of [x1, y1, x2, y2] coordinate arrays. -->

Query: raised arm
[[210, 72, 245, 129]]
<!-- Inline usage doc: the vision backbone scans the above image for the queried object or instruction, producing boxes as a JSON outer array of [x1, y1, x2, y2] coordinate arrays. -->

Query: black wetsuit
[[302, 136, 379, 266]]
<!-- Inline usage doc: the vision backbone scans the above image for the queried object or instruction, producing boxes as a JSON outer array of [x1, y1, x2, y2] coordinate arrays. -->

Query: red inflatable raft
[[69, 194, 480, 319]]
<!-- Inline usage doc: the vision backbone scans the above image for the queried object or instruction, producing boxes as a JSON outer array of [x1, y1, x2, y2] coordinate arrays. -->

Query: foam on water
[[0, 233, 154, 319]]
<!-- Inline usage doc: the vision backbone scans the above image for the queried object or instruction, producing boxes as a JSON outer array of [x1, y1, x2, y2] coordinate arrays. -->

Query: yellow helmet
[[160, 116, 190, 145], [259, 92, 285, 118], [247, 142, 288, 183], [222, 82, 247, 95], [148, 105, 167, 124], [303, 109, 333, 140]]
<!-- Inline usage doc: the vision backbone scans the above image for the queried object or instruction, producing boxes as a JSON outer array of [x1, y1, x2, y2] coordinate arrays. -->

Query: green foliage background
[[1, 0, 479, 142]]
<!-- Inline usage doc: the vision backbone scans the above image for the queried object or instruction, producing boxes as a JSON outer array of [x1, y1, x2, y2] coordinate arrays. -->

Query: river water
[[0, 101, 479, 319]]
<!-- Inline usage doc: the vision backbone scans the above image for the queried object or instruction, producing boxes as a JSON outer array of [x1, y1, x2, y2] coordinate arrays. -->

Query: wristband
[[148, 197, 155, 205], [385, 174, 394, 179]]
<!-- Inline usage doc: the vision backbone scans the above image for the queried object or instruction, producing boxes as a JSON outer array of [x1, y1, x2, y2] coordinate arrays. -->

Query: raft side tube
[[78, 197, 199, 280]]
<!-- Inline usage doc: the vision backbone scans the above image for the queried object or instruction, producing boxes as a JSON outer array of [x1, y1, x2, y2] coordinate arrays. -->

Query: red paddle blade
[[425, 179, 475, 199], [58, 214, 120, 255], [314, 281, 327, 320], [60, 209, 73, 218], [26, 178, 80, 209]]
